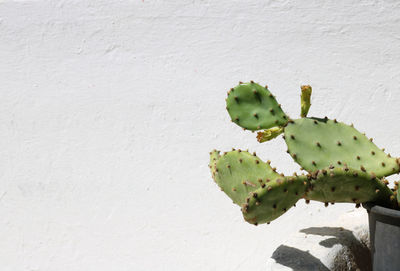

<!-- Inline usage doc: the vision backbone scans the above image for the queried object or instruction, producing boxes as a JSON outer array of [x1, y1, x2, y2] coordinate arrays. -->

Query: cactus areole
[[210, 81, 400, 226]]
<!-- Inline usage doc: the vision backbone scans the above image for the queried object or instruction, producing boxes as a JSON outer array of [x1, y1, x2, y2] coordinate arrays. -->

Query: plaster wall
[[1, 1, 400, 270]]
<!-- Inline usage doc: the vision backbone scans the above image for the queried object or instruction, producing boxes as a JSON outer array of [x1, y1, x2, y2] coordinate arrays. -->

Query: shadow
[[271, 227, 372, 271], [319, 237, 339, 248], [301, 227, 371, 271], [271, 245, 329, 271]]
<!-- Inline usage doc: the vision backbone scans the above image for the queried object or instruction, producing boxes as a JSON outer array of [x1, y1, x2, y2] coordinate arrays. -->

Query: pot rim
[[363, 202, 400, 220]]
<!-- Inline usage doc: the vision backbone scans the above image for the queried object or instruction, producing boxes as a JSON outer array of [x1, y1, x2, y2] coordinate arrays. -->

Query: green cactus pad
[[305, 167, 395, 208], [243, 175, 308, 225], [226, 82, 288, 131], [284, 118, 400, 178], [209, 150, 281, 206]]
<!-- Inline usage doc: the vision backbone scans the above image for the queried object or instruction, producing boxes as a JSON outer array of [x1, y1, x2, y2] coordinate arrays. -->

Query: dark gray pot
[[363, 203, 400, 271]]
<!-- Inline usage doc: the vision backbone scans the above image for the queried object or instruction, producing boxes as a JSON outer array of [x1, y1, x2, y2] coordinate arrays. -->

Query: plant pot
[[363, 203, 400, 271]]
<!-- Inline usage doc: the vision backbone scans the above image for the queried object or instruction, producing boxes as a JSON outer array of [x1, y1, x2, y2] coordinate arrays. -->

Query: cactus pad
[[257, 127, 284, 143], [305, 167, 395, 208], [209, 150, 281, 206], [243, 175, 308, 225], [226, 82, 288, 131], [300, 85, 312, 118], [284, 118, 400, 178]]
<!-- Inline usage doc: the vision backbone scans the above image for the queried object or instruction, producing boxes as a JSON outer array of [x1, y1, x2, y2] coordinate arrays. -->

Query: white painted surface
[[267, 209, 370, 270], [1, 1, 400, 270]]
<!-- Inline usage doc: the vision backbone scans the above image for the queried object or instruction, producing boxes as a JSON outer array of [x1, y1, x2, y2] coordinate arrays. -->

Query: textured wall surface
[[1, 1, 400, 270]]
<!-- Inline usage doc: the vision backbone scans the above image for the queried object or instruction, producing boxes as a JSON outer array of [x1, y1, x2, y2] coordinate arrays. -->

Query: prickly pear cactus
[[209, 150, 281, 206], [209, 80, 400, 227], [257, 127, 284, 143], [284, 117, 400, 178], [243, 167, 396, 225], [300, 85, 312, 118], [243, 175, 308, 225], [209, 150, 398, 225], [305, 167, 395, 208], [209, 150, 309, 224], [226, 82, 288, 131]]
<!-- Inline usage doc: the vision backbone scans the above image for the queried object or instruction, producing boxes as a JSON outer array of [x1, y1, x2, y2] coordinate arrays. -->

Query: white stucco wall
[[1, 1, 400, 270]]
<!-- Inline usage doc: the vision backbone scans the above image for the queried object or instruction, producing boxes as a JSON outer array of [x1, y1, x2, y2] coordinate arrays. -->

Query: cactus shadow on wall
[[271, 227, 372, 271], [271, 245, 329, 271], [300, 227, 371, 271]]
